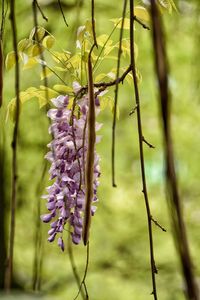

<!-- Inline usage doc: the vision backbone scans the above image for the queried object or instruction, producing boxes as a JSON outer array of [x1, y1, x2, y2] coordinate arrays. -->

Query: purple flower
[[41, 92, 101, 250]]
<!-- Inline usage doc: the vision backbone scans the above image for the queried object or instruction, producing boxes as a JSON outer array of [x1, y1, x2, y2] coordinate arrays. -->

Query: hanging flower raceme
[[41, 90, 101, 251]]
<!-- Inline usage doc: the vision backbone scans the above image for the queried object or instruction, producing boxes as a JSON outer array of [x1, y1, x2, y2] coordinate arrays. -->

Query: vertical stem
[[150, 1, 199, 299], [82, 45, 96, 246], [0, 0, 5, 107], [112, 0, 128, 187], [129, 1, 158, 299], [4, 0, 20, 291], [32, 161, 47, 291], [0, 40, 3, 108], [91, 0, 97, 47], [32, 1, 48, 291]]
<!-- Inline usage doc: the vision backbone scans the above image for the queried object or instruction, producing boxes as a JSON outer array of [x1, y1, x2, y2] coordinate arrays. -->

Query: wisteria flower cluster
[[41, 91, 101, 251]]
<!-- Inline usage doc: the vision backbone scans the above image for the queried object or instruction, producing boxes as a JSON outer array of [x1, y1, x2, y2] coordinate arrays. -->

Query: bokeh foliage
[[0, 0, 200, 299]]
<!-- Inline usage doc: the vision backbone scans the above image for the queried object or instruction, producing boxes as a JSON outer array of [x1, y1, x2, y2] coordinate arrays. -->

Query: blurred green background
[[0, 0, 200, 299]]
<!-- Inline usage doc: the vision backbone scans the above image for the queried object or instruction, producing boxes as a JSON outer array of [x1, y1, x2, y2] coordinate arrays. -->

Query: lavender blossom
[[41, 92, 101, 250]]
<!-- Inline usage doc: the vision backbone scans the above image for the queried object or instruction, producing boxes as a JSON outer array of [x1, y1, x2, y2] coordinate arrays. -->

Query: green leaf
[[103, 44, 116, 56], [6, 98, 17, 122], [51, 51, 71, 64], [5, 51, 16, 70], [158, 0, 178, 13], [39, 86, 59, 106], [40, 67, 53, 80], [31, 44, 44, 57], [53, 66, 67, 72], [134, 6, 150, 22], [36, 27, 46, 41], [29, 26, 46, 41], [23, 57, 38, 69], [53, 85, 73, 93], [97, 34, 110, 47], [85, 20, 93, 35], [18, 39, 32, 52], [42, 35, 55, 49], [110, 18, 130, 30], [95, 73, 107, 82], [67, 54, 81, 69]]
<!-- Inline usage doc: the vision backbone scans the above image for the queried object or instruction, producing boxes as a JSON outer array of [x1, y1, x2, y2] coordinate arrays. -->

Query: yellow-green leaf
[[95, 73, 107, 82], [40, 67, 53, 80], [23, 57, 38, 69], [134, 6, 150, 22], [53, 66, 67, 72], [158, 0, 178, 13], [97, 34, 110, 47], [31, 44, 44, 57], [6, 98, 17, 122], [67, 54, 81, 69], [5, 51, 16, 70], [39, 86, 59, 106], [85, 20, 93, 35], [42, 35, 55, 49], [29, 26, 46, 41], [52, 51, 71, 64], [103, 45, 116, 56], [53, 85, 73, 93], [110, 18, 130, 30], [18, 39, 32, 52]]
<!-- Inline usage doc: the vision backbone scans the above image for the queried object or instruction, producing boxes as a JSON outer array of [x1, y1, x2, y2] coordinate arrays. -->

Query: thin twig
[[151, 216, 166, 232], [134, 15, 150, 30], [142, 136, 155, 149], [129, 104, 138, 116], [58, 0, 69, 27], [32, 160, 48, 291], [35, 0, 48, 21], [73, 242, 90, 300], [77, 65, 131, 98], [4, 0, 20, 291], [112, 0, 128, 187], [150, 1, 199, 298], [91, 0, 98, 48], [67, 234, 85, 300], [129, 1, 158, 298]]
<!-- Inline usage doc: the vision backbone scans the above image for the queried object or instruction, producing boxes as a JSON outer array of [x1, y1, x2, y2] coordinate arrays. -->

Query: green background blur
[[0, 0, 200, 299]]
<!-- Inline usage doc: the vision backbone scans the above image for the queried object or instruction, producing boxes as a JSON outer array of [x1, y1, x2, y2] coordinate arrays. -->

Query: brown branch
[[129, 1, 158, 299], [150, 1, 199, 299], [82, 44, 96, 246], [76, 65, 131, 98], [58, 0, 69, 27], [4, 0, 20, 291], [112, 0, 128, 188]]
